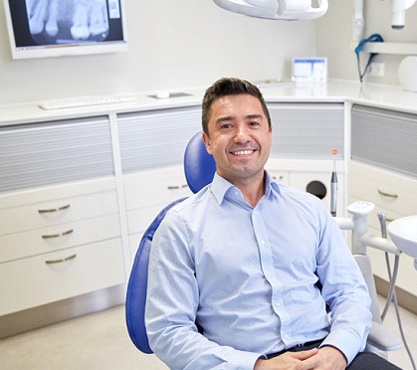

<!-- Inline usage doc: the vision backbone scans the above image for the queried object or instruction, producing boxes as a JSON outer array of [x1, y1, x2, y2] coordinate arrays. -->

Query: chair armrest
[[367, 321, 403, 352]]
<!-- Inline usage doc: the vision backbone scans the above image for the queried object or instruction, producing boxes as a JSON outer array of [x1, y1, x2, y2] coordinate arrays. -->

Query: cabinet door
[[0, 116, 114, 193], [117, 107, 201, 173], [267, 103, 344, 160], [351, 105, 417, 178]]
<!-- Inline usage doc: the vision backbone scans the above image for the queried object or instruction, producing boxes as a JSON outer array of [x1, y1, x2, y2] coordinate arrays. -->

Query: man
[[145, 77, 401, 370]]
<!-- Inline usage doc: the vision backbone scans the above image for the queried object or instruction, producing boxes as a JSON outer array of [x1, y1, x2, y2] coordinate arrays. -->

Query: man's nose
[[234, 125, 250, 143]]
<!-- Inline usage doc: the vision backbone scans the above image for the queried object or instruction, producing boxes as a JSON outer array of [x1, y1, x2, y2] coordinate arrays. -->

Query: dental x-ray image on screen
[[27, 0, 110, 42], [3, 0, 128, 59]]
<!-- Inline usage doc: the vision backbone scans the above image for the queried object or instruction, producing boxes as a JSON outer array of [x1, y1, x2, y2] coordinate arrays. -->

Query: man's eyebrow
[[246, 114, 263, 120], [215, 114, 263, 124], [215, 116, 234, 125]]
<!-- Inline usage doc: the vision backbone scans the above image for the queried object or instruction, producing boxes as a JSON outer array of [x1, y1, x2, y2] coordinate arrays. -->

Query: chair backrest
[[184, 131, 217, 193], [125, 198, 187, 353], [125, 132, 216, 354]]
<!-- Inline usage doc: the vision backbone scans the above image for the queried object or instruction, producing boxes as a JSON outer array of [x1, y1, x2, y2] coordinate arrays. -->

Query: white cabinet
[[350, 105, 417, 298], [267, 103, 345, 161], [117, 107, 200, 258], [349, 161, 417, 297], [123, 167, 191, 258], [117, 107, 201, 173], [0, 116, 114, 193], [0, 117, 125, 318], [0, 238, 125, 316], [267, 103, 346, 215]]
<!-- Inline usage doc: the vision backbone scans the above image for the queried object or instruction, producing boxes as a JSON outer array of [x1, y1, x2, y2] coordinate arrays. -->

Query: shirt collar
[[210, 171, 281, 206]]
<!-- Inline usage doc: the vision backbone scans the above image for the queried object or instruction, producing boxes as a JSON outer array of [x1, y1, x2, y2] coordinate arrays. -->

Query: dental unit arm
[[212, 0, 329, 20]]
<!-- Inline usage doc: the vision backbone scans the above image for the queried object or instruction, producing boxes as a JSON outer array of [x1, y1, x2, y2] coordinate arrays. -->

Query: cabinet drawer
[[0, 238, 125, 316], [0, 214, 121, 263], [349, 162, 417, 215], [0, 190, 119, 236], [124, 168, 191, 211]]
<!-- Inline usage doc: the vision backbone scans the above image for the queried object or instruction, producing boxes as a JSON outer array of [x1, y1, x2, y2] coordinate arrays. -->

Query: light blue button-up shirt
[[145, 172, 372, 370]]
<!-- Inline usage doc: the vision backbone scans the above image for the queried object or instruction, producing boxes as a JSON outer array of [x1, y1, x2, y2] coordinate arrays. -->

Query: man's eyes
[[220, 122, 260, 129]]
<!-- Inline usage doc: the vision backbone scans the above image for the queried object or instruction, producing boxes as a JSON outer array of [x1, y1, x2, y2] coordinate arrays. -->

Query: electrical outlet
[[368, 62, 385, 77]]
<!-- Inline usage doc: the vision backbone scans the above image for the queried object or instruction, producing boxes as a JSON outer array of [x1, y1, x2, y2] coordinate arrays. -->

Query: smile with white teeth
[[232, 150, 255, 155]]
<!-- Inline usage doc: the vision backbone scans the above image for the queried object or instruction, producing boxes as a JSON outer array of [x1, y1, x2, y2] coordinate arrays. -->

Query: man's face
[[202, 94, 272, 185]]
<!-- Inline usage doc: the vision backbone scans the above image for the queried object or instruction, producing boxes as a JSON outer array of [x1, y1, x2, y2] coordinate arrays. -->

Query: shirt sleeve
[[145, 209, 263, 370], [314, 201, 373, 365]]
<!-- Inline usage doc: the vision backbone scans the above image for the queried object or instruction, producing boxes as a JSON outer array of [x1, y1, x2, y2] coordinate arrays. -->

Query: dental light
[[212, 0, 329, 21], [391, 0, 417, 29]]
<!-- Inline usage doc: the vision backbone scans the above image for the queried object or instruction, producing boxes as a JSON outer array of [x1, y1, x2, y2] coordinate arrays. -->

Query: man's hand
[[254, 346, 348, 370], [254, 348, 318, 369], [303, 346, 347, 370]]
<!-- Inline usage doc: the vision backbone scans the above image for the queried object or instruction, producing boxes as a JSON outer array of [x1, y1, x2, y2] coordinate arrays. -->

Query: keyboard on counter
[[38, 93, 137, 110]]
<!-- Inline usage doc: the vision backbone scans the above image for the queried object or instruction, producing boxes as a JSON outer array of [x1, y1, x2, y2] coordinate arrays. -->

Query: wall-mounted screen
[[3, 0, 128, 59]]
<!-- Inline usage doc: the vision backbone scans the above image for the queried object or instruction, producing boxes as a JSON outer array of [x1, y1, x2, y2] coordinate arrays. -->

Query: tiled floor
[[0, 297, 416, 369]]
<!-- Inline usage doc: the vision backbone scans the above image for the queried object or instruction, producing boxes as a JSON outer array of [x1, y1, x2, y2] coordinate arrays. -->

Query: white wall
[[317, 0, 417, 85], [0, 1, 316, 105]]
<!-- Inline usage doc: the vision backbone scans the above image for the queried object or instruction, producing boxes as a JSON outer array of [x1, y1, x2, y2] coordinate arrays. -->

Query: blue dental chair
[[125, 132, 402, 356], [125, 131, 215, 354]]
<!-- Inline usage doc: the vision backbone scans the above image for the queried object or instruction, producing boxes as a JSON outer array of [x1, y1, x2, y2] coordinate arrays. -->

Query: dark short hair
[[202, 77, 272, 136]]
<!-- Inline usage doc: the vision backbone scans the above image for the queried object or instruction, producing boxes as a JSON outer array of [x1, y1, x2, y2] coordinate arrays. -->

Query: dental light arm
[[212, 0, 329, 20]]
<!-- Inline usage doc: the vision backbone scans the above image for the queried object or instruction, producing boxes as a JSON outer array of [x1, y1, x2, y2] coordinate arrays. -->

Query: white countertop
[[259, 80, 417, 114], [2, 80, 417, 126]]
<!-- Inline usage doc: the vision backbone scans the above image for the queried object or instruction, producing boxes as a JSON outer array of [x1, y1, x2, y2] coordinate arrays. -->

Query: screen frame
[[3, 0, 128, 60]]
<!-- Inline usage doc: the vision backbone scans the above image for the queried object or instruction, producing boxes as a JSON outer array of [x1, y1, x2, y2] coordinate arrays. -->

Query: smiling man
[[202, 92, 272, 207], [145, 77, 401, 370]]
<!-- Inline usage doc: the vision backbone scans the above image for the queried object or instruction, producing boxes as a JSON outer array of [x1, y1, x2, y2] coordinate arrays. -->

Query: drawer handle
[[45, 254, 77, 265], [42, 229, 74, 239], [167, 184, 189, 190], [377, 189, 398, 199], [272, 175, 284, 181], [38, 204, 71, 214]]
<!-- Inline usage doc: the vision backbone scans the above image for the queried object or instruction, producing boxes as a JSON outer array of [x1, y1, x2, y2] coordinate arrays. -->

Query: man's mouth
[[231, 149, 255, 156]]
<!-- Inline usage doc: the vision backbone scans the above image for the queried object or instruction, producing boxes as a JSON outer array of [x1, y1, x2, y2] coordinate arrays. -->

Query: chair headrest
[[184, 132, 216, 194]]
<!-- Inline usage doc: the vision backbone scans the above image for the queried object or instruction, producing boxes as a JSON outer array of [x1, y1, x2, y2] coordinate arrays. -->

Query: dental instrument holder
[[335, 203, 410, 362], [336, 201, 401, 257]]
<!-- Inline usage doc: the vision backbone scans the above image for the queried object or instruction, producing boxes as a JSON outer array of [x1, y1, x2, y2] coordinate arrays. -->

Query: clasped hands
[[254, 346, 347, 370]]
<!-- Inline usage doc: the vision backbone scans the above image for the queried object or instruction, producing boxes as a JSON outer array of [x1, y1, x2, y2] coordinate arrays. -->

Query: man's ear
[[202, 132, 213, 155]]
